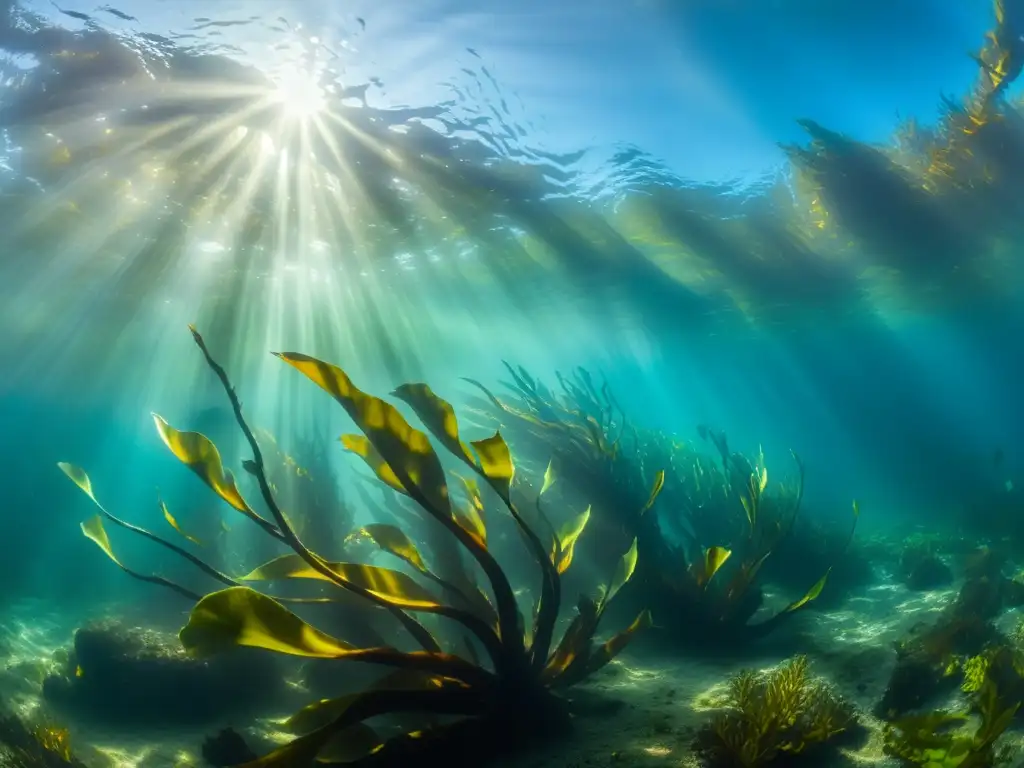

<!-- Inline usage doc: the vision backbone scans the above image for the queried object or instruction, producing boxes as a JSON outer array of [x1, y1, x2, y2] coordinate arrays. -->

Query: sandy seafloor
[[3, 577, 1023, 768]]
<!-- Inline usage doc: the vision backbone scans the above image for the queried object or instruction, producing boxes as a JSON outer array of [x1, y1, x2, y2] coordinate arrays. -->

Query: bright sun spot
[[271, 68, 326, 120]]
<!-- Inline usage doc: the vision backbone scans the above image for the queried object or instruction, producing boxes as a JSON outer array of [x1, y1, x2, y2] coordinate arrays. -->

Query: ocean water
[[2, 1, 1024, 766]]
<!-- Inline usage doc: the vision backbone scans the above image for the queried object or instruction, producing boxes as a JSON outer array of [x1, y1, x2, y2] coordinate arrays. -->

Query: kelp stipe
[[59, 326, 651, 766]]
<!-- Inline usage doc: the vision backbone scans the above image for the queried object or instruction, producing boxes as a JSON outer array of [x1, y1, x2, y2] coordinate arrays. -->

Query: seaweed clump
[[694, 656, 857, 767], [878, 546, 1024, 718], [58, 327, 650, 766], [0, 711, 83, 768], [883, 658, 1018, 768], [465, 365, 858, 651]]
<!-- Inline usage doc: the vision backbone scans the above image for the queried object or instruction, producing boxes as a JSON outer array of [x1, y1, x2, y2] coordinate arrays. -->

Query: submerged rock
[[41, 621, 286, 729]]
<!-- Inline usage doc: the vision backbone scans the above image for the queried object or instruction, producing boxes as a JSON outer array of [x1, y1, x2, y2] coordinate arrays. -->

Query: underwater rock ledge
[[41, 621, 286, 728]]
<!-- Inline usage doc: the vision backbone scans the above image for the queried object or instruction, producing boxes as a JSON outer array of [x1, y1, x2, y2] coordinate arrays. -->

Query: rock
[[42, 621, 286, 729]]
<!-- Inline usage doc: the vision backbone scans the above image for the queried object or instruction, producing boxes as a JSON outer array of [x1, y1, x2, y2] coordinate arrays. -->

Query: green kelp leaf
[[275, 353, 450, 517], [58, 462, 96, 500], [79, 515, 201, 601], [539, 460, 556, 497], [580, 610, 652, 679], [639, 470, 665, 515], [344, 523, 430, 575], [786, 568, 831, 613], [452, 473, 487, 548], [554, 506, 591, 574], [286, 670, 455, 734], [542, 596, 600, 682], [453, 502, 487, 550], [80, 515, 127, 571], [241, 554, 442, 610], [152, 414, 250, 512], [180, 587, 355, 658], [470, 431, 515, 503], [315, 724, 383, 764], [697, 546, 731, 587], [392, 383, 477, 467], [340, 434, 406, 495], [602, 538, 638, 610], [160, 499, 203, 547]]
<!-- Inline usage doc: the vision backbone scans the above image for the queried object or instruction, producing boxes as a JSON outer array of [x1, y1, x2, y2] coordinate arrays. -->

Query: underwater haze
[[2, 0, 1024, 767]]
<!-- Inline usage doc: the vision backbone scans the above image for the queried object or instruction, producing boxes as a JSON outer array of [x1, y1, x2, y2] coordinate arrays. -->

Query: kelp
[[785, 0, 1024, 295], [645, 442, 857, 647], [883, 655, 1018, 768], [59, 327, 650, 766], [694, 656, 857, 767], [465, 368, 857, 649], [0, 710, 83, 768], [877, 546, 1024, 718]]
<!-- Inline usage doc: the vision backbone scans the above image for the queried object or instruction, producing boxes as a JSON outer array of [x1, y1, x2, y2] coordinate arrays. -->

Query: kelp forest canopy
[[2, 0, 1024, 376]]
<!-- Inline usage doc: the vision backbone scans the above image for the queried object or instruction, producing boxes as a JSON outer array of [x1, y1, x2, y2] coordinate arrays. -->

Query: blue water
[[1, 0, 1023, 764]]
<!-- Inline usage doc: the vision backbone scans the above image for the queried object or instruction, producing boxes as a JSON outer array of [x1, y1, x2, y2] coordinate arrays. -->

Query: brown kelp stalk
[[59, 327, 650, 766]]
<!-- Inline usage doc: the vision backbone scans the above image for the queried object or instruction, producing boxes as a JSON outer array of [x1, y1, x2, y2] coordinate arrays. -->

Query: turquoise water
[[2, 1, 1024, 766]]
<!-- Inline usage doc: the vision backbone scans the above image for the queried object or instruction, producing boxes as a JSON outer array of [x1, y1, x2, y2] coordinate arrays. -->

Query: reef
[[57, 327, 651, 766], [40, 621, 285, 728]]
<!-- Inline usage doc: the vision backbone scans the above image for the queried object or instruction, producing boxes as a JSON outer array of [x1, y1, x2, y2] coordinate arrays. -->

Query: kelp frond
[[59, 327, 651, 765], [696, 656, 856, 767]]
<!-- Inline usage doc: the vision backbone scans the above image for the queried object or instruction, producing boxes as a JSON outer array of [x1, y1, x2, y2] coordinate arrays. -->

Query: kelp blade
[[241, 554, 442, 610], [180, 587, 355, 658], [152, 415, 252, 513], [275, 353, 450, 517], [346, 523, 430, 574]]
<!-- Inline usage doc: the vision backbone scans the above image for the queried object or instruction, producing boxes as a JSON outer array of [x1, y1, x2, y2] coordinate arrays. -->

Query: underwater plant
[[0, 711, 82, 768], [883, 657, 1018, 768], [877, 545, 1024, 718], [694, 655, 857, 767], [466, 365, 856, 650], [643, 432, 857, 648], [59, 327, 650, 766]]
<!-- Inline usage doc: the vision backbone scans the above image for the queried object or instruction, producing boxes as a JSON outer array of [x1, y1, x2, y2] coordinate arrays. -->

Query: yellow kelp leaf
[[786, 568, 831, 613], [454, 502, 487, 549], [340, 435, 406, 495], [241, 554, 441, 610], [179, 586, 354, 658], [160, 499, 203, 547], [758, 466, 768, 493], [81, 515, 126, 569], [344, 523, 429, 575], [698, 546, 731, 587], [639, 470, 665, 515], [286, 671, 448, 734], [453, 473, 485, 513], [470, 431, 514, 502], [274, 353, 450, 516], [740, 494, 754, 529], [451, 473, 487, 547], [555, 506, 591, 574], [540, 460, 556, 497], [603, 538, 638, 609], [58, 462, 96, 501], [152, 414, 250, 513], [392, 383, 476, 466], [583, 609, 652, 677], [316, 724, 382, 764]]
